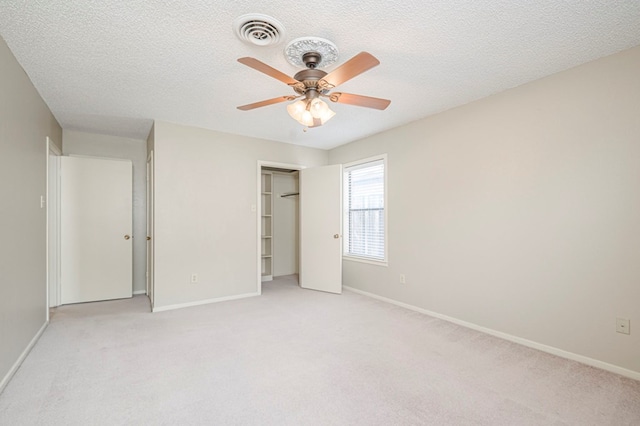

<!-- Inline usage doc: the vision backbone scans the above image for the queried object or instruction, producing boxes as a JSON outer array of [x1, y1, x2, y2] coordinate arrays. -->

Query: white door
[[300, 164, 342, 294], [146, 152, 154, 307], [61, 156, 133, 304]]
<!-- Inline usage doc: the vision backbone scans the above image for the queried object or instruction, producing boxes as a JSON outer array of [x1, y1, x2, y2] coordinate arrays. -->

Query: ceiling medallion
[[284, 37, 339, 69]]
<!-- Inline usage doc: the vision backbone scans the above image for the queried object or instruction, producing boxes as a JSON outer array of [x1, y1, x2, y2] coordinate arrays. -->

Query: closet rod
[[280, 192, 299, 198]]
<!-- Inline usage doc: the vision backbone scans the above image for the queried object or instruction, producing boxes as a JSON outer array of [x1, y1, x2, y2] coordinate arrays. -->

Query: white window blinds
[[343, 158, 385, 261]]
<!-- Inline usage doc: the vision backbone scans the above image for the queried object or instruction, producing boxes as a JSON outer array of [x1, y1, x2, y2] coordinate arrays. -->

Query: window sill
[[343, 255, 388, 267]]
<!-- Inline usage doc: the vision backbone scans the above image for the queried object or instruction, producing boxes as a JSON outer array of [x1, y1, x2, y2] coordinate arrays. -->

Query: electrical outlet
[[616, 318, 630, 335], [190, 273, 198, 283], [400, 274, 406, 284]]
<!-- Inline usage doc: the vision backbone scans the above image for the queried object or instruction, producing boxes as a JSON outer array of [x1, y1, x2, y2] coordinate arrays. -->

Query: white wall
[[152, 121, 327, 309], [63, 130, 148, 294], [329, 45, 640, 375], [273, 172, 299, 276], [0, 36, 62, 389]]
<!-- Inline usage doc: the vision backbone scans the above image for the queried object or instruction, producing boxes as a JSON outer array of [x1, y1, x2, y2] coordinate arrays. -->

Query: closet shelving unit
[[261, 171, 273, 281]]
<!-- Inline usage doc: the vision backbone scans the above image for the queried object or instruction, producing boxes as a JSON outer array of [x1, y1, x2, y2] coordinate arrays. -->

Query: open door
[[146, 152, 154, 307], [61, 156, 133, 304], [300, 164, 342, 294]]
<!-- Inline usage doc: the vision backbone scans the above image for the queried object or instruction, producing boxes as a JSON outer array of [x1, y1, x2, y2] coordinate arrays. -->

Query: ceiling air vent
[[233, 14, 285, 47]]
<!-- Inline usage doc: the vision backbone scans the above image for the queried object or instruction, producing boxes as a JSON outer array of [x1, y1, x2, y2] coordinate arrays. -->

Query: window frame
[[342, 154, 388, 266]]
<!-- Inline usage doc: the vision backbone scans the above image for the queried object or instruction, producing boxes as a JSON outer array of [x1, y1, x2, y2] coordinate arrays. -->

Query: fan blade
[[237, 96, 294, 111], [238, 57, 299, 85], [329, 92, 391, 110], [320, 52, 380, 88]]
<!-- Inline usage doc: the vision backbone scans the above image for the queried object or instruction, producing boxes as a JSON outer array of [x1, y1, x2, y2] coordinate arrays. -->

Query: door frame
[[46, 137, 62, 313], [256, 160, 304, 294]]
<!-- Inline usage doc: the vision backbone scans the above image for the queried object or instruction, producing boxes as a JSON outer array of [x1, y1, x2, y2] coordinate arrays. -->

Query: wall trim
[[133, 290, 147, 295], [344, 286, 640, 382], [152, 292, 260, 313], [0, 321, 48, 395]]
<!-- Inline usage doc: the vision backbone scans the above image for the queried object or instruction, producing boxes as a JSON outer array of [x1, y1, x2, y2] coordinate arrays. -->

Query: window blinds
[[344, 159, 385, 260]]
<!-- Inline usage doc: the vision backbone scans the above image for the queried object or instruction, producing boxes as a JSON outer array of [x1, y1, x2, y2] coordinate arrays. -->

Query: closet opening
[[258, 162, 302, 293]]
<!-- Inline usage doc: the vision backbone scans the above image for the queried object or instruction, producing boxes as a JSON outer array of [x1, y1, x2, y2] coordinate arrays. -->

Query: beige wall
[[329, 45, 640, 375], [152, 121, 327, 309], [63, 130, 148, 294], [0, 36, 62, 389]]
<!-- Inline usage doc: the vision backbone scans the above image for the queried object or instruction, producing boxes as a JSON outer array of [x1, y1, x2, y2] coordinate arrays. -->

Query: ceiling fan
[[236, 51, 391, 128]]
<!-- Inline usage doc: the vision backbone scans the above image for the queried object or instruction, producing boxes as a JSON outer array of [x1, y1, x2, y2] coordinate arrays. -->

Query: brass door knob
[[124, 235, 131, 240], [146, 236, 151, 241], [334, 234, 340, 239]]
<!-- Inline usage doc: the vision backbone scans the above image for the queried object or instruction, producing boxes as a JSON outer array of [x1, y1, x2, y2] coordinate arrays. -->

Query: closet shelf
[[261, 171, 274, 282]]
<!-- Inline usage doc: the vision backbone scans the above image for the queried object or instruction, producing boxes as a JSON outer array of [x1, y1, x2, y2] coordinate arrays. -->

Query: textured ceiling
[[2, 1, 640, 150]]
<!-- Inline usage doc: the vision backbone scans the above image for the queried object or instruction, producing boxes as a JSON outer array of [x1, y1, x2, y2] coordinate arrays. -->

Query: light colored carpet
[[1, 275, 639, 425]]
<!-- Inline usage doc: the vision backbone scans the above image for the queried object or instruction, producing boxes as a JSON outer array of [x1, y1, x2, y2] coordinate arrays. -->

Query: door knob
[[124, 235, 131, 240], [334, 234, 340, 239], [146, 236, 151, 241]]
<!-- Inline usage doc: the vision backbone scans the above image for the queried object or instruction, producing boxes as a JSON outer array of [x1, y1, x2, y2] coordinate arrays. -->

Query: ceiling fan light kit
[[236, 31, 390, 129], [287, 97, 336, 127]]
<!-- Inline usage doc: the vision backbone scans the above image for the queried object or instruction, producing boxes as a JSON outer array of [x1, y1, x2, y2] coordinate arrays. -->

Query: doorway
[[257, 161, 343, 295], [46, 137, 62, 310], [258, 161, 302, 293]]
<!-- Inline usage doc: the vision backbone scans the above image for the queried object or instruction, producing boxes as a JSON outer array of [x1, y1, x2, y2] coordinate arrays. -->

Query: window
[[343, 155, 386, 263]]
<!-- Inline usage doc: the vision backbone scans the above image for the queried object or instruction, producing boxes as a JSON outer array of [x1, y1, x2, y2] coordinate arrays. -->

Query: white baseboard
[[0, 320, 49, 394], [344, 286, 640, 382], [133, 290, 147, 295], [152, 292, 260, 313]]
